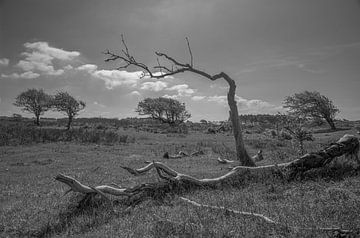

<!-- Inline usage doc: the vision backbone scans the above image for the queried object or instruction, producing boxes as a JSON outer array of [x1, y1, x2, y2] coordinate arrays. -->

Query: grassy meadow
[[1, 118, 360, 237]]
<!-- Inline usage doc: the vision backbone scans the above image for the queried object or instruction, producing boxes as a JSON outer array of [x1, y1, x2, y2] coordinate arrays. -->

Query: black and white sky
[[1, 0, 360, 121]]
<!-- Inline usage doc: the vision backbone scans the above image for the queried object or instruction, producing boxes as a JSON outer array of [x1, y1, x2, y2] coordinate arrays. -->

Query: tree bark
[[325, 117, 336, 130], [66, 115, 73, 130], [223, 73, 256, 167], [35, 114, 40, 126]]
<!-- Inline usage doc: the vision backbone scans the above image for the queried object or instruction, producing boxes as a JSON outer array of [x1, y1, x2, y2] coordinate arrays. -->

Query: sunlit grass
[[1, 127, 359, 237]]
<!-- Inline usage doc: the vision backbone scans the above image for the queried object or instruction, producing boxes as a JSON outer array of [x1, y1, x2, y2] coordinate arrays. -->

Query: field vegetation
[[1, 116, 360, 237]]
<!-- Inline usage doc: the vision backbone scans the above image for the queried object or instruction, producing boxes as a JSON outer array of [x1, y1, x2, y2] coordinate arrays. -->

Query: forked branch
[[103, 35, 256, 166]]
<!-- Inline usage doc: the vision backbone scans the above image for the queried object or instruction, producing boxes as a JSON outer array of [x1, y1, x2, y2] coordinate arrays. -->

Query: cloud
[[75, 63, 143, 89], [162, 94, 179, 99], [166, 84, 195, 97], [77, 64, 98, 73], [141, 81, 168, 91], [23, 42, 80, 60], [92, 70, 142, 89], [0, 58, 9, 66], [191, 95, 206, 101], [64, 65, 73, 70], [207, 95, 282, 114], [130, 91, 141, 96], [2, 71, 40, 79], [8, 41, 80, 78]]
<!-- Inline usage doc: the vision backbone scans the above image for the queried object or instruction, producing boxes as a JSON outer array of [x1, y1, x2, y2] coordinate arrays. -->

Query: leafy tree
[[52, 91, 86, 130], [136, 97, 191, 125], [13, 88, 52, 126], [284, 91, 339, 130]]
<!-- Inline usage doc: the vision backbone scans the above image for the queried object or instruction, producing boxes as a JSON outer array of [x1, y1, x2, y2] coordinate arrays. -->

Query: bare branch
[[179, 197, 355, 235], [185, 37, 193, 67]]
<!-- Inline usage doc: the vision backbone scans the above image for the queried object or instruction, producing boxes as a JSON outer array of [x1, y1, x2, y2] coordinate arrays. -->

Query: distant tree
[[13, 88, 52, 126], [284, 91, 339, 130], [281, 115, 313, 155], [136, 97, 191, 125], [52, 91, 86, 130], [200, 119, 208, 124]]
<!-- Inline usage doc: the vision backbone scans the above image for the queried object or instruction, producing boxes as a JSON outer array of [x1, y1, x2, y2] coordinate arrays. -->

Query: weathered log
[[56, 134, 359, 200], [163, 150, 204, 159], [217, 157, 235, 164]]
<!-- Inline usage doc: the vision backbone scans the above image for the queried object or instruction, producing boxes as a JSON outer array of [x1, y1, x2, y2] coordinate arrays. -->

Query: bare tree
[[104, 36, 255, 166], [52, 91, 86, 130], [13, 88, 52, 126]]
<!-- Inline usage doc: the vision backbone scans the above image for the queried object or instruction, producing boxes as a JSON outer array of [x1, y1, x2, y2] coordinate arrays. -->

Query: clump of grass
[[211, 143, 236, 161], [246, 137, 284, 150]]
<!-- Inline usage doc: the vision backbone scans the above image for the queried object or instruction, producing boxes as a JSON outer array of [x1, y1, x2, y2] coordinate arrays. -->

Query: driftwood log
[[55, 134, 359, 236], [162, 150, 204, 159], [56, 134, 359, 200]]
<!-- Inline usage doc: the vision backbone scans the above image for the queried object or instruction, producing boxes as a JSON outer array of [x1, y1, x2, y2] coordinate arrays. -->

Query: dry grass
[[1, 127, 360, 237]]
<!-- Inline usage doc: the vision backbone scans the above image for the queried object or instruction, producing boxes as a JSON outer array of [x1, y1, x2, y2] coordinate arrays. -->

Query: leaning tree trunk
[[325, 117, 336, 130], [35, 113, 40, 126], [66, 115, 73, 131]]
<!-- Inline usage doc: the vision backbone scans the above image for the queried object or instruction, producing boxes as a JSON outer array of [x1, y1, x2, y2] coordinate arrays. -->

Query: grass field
[[1, 127, 360, 237]]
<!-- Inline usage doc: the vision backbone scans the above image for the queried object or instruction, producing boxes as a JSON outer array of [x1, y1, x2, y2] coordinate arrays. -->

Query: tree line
[[14, 89, 86, 130]]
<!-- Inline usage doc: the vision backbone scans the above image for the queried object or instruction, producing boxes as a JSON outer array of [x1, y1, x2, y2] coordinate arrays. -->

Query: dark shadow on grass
[[28, 194, 117, 238]]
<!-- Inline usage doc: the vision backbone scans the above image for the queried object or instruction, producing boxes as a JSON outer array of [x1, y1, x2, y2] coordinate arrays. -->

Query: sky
[[1, 0, 360, 121]]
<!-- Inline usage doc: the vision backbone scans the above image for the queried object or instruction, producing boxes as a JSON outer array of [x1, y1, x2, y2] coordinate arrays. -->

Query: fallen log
[[163, 150, 204, 159], [54, 134, 359, 235], [56, 134, 359, 201]]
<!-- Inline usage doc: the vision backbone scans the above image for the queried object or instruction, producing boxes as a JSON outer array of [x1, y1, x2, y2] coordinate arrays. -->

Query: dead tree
[[104, 36, 255, 166], [56, 134, 359, 202], [55, 134, 359, 235]]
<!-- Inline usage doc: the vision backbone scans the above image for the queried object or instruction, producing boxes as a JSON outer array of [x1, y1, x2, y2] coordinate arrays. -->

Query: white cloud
[[64, 65, 73, 70], [207, 95, 282, 114], [130, 90, 141, 96], [162, 94, 179, 99], [166, 84, 195, 97], [191, 95, 206, 101], [2, 71, 40, 79], [141, 81, 168, 91], [0, 58, 9, 66], [207, 95, 228, 104], [23, 42, 80, 60], [77, 64, 98, 73], [92, 70, 142, 89], [15, 41, 80, 77]]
